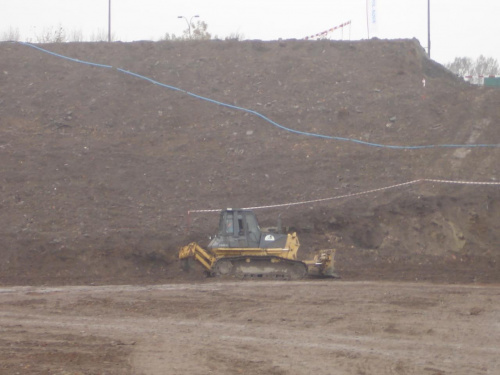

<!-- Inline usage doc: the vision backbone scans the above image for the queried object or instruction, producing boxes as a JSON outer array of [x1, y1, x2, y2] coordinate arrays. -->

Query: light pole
[[108, 0, 111, 42], [427, 0, 431, 58], [177, 15, 199, 38]]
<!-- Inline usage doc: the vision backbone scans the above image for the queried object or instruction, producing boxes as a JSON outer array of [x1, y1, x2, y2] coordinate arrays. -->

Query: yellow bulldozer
[[179, 208, 338, 280]]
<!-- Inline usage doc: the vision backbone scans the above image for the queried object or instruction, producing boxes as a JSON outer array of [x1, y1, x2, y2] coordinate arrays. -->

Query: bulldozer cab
[[214, 209, 261, 248], [208, 209, 289, 250]]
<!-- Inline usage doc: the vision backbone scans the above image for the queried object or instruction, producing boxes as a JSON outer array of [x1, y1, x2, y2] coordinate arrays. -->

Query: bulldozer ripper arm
[[179, 242, 216, 272]]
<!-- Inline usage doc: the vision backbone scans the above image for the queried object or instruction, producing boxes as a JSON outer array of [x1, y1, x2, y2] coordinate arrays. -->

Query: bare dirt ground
[[1, 280, 499, 375]]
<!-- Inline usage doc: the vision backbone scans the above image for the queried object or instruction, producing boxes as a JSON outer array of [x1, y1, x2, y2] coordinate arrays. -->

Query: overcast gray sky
[[1, 0, 499, 66]]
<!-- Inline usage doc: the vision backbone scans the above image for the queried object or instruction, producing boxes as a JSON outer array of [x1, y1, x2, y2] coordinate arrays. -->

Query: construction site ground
[[1, 281, 499, 375], [1, 38, 499, 373]]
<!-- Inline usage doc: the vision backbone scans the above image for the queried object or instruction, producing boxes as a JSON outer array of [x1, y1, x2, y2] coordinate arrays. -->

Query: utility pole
[[427, 0, 431, 58], [108, 0, 111, 42]]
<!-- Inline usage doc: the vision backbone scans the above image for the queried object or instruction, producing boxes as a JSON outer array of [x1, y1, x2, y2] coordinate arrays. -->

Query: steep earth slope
[[1, 38, 499, 285]]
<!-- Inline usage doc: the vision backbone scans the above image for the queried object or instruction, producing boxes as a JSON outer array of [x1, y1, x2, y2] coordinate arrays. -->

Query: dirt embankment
[[0, 38, 499, 285]]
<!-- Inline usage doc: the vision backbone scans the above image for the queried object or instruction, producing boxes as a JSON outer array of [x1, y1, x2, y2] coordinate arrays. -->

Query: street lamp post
[[428, 0, 431, 58], [108, 0, 111, 42], [177, 15, 199, 38]]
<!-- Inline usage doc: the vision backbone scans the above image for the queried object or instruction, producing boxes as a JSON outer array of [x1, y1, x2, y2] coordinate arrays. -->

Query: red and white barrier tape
[[188, 178, 500, 214], [304, 21, 351, 40], [464, 75, 499, 79]]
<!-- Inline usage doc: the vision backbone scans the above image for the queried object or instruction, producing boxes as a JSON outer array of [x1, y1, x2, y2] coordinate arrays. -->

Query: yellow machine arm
[[178, 242, 216, 272]]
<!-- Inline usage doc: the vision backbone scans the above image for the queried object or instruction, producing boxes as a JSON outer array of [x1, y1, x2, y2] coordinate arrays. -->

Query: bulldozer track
[[212, 256, 308, 280]]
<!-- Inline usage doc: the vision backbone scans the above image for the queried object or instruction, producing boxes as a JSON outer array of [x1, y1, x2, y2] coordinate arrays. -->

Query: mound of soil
[[1, 38, 499, 285]]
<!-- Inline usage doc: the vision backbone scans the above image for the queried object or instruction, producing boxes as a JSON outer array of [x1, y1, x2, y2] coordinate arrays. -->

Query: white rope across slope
[[188, 178, 500, 214]]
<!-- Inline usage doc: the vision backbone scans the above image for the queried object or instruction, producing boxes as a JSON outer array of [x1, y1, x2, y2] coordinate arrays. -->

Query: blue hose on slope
[[16, 41, 500, 150]]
